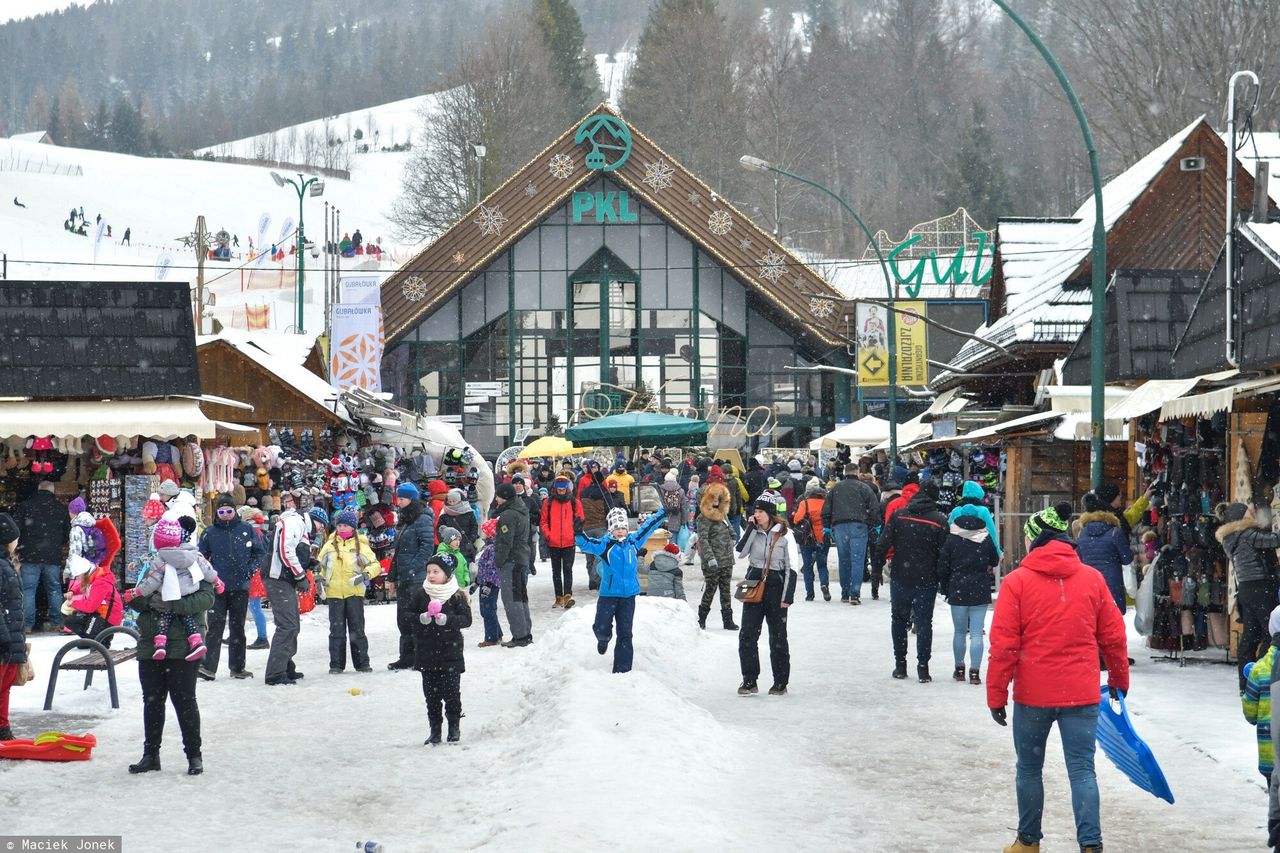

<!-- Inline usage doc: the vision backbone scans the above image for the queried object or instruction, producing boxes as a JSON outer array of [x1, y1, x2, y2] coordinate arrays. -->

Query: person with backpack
[[793, 481, 830, 602], [936, 504, 999, 685], [989, 502, 1128, 853], [695, 480, 738, 630], [1217, 502, 1280, 692]]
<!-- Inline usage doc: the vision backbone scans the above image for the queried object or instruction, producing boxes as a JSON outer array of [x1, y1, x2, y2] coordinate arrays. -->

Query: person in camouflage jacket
[[695, 481, 738, 631]]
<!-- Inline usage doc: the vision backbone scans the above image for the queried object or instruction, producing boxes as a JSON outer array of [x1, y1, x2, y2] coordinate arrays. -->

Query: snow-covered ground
[[2, 555, 1266, 852]]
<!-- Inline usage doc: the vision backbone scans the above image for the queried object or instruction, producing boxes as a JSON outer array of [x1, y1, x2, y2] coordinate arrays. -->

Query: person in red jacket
[[988, 502, 1129, 853], [425, 479, 450, 544], [540, 476, 584, 610]]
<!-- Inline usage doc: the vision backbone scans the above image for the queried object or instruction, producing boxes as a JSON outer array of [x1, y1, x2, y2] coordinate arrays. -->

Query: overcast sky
[[1, 0, 94, 25]]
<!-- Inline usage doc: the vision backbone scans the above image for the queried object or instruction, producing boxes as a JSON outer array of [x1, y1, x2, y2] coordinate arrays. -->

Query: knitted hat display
[[427, 552, 457, 577], [152, 513, 184, 549], [334, 509, 359, 528]]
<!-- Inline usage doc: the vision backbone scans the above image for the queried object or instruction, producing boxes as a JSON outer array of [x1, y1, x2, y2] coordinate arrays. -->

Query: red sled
[[0, 731, 97, 761]]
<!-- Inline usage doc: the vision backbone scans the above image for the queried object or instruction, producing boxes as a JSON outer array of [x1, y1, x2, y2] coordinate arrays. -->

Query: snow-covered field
[[1, 554, 1266, 852]]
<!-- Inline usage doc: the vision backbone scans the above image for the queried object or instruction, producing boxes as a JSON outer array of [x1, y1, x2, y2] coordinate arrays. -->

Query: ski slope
[[3, 555, 1266, 853]]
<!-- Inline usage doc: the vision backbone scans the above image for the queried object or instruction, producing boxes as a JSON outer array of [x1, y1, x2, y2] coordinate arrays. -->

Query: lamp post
[[739, 154, 899, 460], [271, 171, 325, 334], [991, 0, 1106, 490]]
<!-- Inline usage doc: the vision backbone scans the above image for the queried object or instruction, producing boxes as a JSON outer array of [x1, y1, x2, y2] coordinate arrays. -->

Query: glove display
[[990, 707, 1007, 727], [426, 599, 443, 618]]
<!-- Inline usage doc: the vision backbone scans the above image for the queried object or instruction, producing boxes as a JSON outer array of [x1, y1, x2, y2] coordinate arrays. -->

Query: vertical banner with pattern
[[330, 303, 384, 391], [856, 302, 890, 387]]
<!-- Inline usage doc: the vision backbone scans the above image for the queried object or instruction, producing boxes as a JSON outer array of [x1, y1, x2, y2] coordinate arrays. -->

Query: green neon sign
[[575, 115, 632, 172], [571, 190, 639, 224], [886, 231, 993, 297]]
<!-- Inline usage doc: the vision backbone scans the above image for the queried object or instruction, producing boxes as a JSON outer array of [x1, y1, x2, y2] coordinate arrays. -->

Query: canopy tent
[[810, 416, 891, 451], [564, 412, 709, 446], [0, 399, 223, 442], [520, 435, 590, 458]]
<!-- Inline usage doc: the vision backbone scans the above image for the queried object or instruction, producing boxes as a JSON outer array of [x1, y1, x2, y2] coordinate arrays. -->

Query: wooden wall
[[197, 341, 342, 444]]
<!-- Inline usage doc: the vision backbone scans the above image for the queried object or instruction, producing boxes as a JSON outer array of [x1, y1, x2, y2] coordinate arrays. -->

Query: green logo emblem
[[575, 115, 632, 172]]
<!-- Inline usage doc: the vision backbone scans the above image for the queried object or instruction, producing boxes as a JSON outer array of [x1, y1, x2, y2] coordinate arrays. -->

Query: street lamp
[[740, 154, 900, 460], [271, 170, 324, 334]]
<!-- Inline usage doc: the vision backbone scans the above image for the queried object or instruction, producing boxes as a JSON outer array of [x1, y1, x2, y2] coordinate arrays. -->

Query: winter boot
[[969, 668, 982, 685], [1080, 846, 1102, 853], [917, 663, 932, 683], [1002, 836, 1040, 853], [721, 609, 739, 631], [425, 713, 443, 746], [0, 726, 13, 741], [805, 591, 815, 601], [737, 680, 758, 695], [892, 659, 908, 680], [562, 596, 575, 610], [128, 751, 161, 774], [768, 684, 787, 696], [247, 638, 269, 650], [821, 585, 831, 601], [187, 753, 203, 776], [185, 633, 208, 662], [953, 664, 966, 682], [446, 717, 460, 744], [552, 596, 564, 609], [152, 634, 169, 661], [698, 606, 709, 630]]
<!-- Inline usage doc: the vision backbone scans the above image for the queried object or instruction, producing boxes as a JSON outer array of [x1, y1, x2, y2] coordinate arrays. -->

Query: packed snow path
[[3, 558, 1266, 852]]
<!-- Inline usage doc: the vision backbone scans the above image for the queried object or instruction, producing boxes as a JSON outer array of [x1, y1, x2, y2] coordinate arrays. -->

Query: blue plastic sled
[[1095, 686, 1175, 804]]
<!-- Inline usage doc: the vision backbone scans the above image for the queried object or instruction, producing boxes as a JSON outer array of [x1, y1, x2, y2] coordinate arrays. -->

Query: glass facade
[[382, 176, 834, 455]]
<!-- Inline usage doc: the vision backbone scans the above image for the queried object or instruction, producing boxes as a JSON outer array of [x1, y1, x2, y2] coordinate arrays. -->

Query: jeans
[[950, 604, 988, 669], [1012, 703, 1102, 848], [19, 562, 63, 629], [499, 562, 532, 640], [137, 658, 201, 757], [263, 575, 300, 681], [479, 585, 503, 642], [738, 572, 789, 687], [729, 514, 743, 540], [205, 589, 248, 674], [890, 580, 937, 664], [248, 597, 268, 642], [831, 522, 868, 599], [549, 546, 575, 598], [593, 595, 636, 673], [799, 543, 830, 595]]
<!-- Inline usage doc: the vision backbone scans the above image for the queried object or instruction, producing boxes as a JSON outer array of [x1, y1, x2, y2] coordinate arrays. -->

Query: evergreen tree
[[533, 0, 601, 114], [91, 98, 109, 148], [55, 77, 86, 146], [111, 96, 145, 154], [940, 99, 1013, 227]]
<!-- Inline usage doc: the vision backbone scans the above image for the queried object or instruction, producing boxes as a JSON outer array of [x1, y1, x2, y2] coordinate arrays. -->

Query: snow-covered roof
[[197, 330, 350, 423], [8, 130, 50, 143], [1240, 220, 1280, 267], [944, 116, 1206, 375]]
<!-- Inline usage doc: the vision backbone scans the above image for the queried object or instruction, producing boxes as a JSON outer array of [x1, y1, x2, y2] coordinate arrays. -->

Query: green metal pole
[[763, 164, 898, 460], [992, 0, 1106, 490]]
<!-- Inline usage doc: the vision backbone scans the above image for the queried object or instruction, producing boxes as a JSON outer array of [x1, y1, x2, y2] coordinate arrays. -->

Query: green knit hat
[[1024, 502, 1073, 541]]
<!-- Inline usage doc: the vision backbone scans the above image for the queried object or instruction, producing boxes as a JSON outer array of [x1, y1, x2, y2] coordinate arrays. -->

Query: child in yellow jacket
[[317, 509, 381, 673]]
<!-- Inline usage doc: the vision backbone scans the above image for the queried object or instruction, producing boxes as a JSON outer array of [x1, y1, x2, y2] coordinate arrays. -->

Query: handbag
[[16, 643, 34, 687], [734, 530, 782, 604]]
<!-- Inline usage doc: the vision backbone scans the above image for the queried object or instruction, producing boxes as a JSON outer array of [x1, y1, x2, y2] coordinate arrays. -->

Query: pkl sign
[[886, 231, 993, 297], [572, 190, 640, 224]]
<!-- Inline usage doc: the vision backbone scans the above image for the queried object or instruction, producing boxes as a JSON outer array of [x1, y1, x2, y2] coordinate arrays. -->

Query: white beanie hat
[[664, 470, 677, 482]]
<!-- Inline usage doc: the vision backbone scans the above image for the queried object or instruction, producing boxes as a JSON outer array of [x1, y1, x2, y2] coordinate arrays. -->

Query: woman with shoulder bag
[[734, 499, 800, 696], [0, 513, 28, 740]]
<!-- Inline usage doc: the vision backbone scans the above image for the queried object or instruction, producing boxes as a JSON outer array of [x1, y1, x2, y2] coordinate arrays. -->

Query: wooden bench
[[44, 626, 140, 711]]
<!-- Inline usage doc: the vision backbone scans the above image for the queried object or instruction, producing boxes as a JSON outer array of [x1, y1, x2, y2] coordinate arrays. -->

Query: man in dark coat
[[13, 482, 71, 631], [197, 494, 264, 679], [875, 480, 950, 682], [387, 483, 436, 670], [493, 484, 533, 646], [743, 458, 768, 504]]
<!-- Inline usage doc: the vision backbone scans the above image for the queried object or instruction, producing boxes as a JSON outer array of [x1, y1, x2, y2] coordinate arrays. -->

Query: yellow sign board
[[855, 301, 928, 386]]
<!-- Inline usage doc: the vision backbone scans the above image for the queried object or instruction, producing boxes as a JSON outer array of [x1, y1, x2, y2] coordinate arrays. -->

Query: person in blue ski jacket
[[575, 507, 666, 673], [948, 480, 1001, 557]]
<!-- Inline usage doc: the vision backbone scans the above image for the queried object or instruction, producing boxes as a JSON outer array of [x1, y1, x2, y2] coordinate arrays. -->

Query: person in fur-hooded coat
[[695, 481, 737, 630], [1073, 492, 1134, 614]]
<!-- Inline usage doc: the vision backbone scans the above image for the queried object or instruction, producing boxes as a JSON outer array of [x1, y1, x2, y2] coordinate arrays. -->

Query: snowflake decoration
[[549, 153, 574, 180], [524, 181, 538, 197], [642, 159, 675, 192], [687, 192, 703, 207], [739, 237, 754, 251], [402, 275, 428, 302], [809, 297, 836, 320], [451, 251, 467, 265], [474, 205, 508, 237], [707, 210, 733, 236], [756, 250, 787, 284]]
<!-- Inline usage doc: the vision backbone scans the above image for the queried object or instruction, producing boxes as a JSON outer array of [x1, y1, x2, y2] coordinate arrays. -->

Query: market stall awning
[[1159, 373, 1280, 420], [811, 416, 891, 451], [564, 412, 709, 446], [520, 435, 590, 458], [0, 399, 221, 441]]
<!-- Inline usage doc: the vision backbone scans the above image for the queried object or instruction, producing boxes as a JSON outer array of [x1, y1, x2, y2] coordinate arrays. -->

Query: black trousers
[[1239, 580, 1278, 689], [395, 593, 418, 665], [420, 669, 462, 726], [205, 589, 248, 673], [550, 546, 575, 597], [138, 658, 201, 757], [329, 596, 369, 671], [738, 573, 790, 688]]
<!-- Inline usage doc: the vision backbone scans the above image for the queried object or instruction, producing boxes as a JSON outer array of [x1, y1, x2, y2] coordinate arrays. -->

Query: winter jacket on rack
[[198, 516, 265, 591], [408, 586, 472, 672], [389, 501, 436, 587], [1243, 644, 1278, 779], [936, 515, 998, 606], [1217, 519, 1280, 587], [734, 522, 799, 604], [540, 493, 584, 549], [873, 490, 949, 586], [13, 489, 70, 564], [1073, 510, 1134, 613], [987, 537, 1129, 710]]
